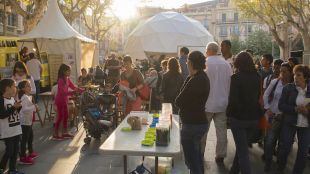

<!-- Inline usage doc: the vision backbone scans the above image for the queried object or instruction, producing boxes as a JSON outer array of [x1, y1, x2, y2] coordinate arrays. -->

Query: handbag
[[138, 78, 156, 101], [138, 84, 151, 100]]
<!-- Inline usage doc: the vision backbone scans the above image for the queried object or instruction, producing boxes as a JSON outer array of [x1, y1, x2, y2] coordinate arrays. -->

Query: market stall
[[21, 0, 97, 85]]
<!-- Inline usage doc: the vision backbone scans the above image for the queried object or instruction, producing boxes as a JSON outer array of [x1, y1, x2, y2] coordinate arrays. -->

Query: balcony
[[217, 19, 256, 25], [0, 23, 20, 36], [219, 32, 228, 37]]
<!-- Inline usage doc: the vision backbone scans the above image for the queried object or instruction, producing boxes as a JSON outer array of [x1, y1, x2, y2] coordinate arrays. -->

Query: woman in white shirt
[[263, 62, 293, 172], [277, 64, 310, 174]]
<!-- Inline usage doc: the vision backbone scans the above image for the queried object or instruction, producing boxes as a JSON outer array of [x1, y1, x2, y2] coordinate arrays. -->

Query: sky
[[111, 0, 211, 20], [140, 0, 211, 8]]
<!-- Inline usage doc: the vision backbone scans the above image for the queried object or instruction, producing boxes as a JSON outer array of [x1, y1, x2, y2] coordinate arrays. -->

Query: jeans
[[230, 118, 259, 174], [201, 112, 227, 158], [277, 123, 310, 174], [181, 123, 208, 174], [20, 125, 34, 157], [264, 115, 283, 164], [34, 80, 40, 103], [0, 135, 20, 172]]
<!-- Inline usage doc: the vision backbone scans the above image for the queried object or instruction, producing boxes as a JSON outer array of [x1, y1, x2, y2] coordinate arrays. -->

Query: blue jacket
[[278, 83, 310, 126]]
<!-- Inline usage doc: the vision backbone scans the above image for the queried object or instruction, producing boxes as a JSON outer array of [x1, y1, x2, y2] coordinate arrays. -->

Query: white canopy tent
[[124, 11, 214, 60], [21, 0, 97, 83]]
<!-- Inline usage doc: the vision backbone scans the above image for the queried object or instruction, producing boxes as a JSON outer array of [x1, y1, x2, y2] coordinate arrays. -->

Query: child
[[53, 64, 81, 140], [0, 79, 23, 174], [18, 80, 38, 165], [144, 69, 158, 88]]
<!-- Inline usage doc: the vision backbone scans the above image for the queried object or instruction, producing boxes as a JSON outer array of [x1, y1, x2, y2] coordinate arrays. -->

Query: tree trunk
[[302, 33, 310, 65], [22, 0, 48, 33]]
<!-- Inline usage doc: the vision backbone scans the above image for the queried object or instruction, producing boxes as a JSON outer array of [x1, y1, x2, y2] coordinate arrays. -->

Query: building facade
[[0, 2, 24, 36], [178, 0, 268, 43]]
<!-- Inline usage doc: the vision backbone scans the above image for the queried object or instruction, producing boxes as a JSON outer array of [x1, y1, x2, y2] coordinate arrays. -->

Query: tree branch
[[9, 0, 28, 17]]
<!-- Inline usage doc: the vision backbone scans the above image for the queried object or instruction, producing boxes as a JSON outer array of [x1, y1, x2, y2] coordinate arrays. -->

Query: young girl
[[53, 64, 81, 140], [12, 61, 36, 96], [18, 80, 38, 165], [0, 79, 23, 174]]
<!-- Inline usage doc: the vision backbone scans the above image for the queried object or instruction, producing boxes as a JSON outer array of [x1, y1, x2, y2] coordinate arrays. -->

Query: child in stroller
[[80, 91, 117, 144]]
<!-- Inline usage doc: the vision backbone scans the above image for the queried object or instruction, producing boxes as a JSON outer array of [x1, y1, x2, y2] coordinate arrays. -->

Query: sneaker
[[52, 135, 64, 140], [62, 133, 74, 139], [19, 156, 33, 165], [28, 152, 39, 159]]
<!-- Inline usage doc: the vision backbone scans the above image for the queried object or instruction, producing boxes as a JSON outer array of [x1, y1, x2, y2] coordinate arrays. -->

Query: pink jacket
[[55, 77, 77, 105]]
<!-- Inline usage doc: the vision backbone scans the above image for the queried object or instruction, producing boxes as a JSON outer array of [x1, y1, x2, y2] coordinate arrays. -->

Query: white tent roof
[[124, 11, 213, 59], [22, 0, 95, 43]]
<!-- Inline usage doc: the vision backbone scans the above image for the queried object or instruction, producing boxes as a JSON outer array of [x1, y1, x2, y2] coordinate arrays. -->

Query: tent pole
[[75, 38, 79, 82], [34, 39, 41, 60]]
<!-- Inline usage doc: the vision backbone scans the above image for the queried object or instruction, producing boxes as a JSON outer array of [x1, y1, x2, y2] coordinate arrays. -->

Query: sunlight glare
[[112, 0, 139, 21]]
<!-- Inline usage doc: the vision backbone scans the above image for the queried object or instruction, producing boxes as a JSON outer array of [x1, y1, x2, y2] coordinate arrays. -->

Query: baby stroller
[[80, 91, 118, 144]]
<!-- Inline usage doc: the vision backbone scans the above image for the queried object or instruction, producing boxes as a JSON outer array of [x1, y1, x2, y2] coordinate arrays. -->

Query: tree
[[230, 34, 245, 55], [230, 31, 280, 58], [245, 30, 280, 58], [9, 0, 48, 33], [232, 0, 299, 60], [82, 0, 118, 40], [58, 0, 91, 24], [268, 0, 310, 64]]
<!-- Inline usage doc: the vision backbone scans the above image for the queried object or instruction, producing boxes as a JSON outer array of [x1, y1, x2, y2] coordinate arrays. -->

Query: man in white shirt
[[201, 42, 233, 163], [26, 53, 42, 103]]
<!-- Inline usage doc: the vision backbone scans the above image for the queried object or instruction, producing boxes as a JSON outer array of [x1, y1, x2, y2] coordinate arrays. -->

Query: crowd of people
[[74, 42, 309, 174], [0, 40, 309, 174]]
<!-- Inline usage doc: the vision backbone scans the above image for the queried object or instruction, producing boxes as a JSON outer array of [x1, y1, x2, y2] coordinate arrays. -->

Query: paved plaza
[[0, 102, 309, 174]]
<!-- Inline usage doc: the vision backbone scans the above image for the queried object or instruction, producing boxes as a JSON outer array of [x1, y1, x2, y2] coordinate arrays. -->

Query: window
[[248, 25, 252, 33], [232, 25, 239, 35], [222, 13, 226, 22], [7, 13, 18, 27], [234, 13, 238, 22], [203, 19, 208, 28], [220, 26, 227, 36]]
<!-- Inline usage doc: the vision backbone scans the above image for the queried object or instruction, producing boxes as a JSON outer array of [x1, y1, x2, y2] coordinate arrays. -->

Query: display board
[[48, 54, 63, 87]]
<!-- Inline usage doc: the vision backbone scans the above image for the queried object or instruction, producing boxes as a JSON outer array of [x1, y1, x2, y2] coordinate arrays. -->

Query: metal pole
[[3, 0, 7, 36], [272, 39, 274, 57]]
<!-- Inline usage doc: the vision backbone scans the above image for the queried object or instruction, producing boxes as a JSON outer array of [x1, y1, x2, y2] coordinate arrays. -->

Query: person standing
[[179, 47, 190, 80], [258, 54, 273, 81], [160, 58, 184, 114], [221, 40, 234, 65], [227, 51, 262, 174], [53, 64, 81, 140], [201, 42, 232, 163], [0, 79, 23, 174], [12, 61, 36, 96], [120, 55, 144, 115], [19, 47, 29, 63], [18, 80, 39, 165], [277, 65, 310, 174], [175, 51, 210, 174], [105, 53, 121, 87], [263, 63, 293, 172], [263, 59, 284, 91], [78, 68, 92, 87], [26, 53, 42, 103]]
